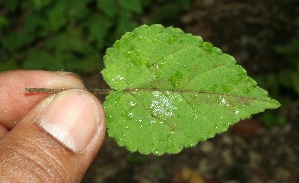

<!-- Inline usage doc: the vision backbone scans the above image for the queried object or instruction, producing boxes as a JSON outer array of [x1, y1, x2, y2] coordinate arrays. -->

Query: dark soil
[[83, 1, 299, 182]]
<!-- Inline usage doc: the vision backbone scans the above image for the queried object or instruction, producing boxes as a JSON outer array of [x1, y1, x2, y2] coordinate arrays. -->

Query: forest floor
[[83, 1, 299, 182]]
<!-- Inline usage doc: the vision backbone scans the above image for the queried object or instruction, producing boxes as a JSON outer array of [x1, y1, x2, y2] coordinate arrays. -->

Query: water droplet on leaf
[[130, 101, 136, 106], [128, 112, 134, 119], [111, 75, 124, 84]]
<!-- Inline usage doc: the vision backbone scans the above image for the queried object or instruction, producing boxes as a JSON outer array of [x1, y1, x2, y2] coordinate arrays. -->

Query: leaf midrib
[[120, 88, 276, 105]]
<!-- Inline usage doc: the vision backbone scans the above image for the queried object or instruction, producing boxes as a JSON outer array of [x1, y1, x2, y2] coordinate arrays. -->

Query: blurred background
[[1, 0, 298, 182]]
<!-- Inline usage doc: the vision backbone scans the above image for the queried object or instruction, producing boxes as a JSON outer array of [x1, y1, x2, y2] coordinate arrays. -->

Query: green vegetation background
[[0, 0, 192, 73]]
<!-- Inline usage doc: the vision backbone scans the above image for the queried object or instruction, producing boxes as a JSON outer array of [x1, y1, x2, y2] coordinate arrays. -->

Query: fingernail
[[39, 90, 100, 152]]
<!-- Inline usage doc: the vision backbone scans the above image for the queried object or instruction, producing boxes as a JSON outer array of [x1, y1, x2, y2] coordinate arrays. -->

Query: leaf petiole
[[24, 88, 113, 95]]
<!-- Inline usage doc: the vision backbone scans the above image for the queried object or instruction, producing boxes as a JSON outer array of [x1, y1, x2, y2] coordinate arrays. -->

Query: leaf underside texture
[[102, 24, 280, 155]]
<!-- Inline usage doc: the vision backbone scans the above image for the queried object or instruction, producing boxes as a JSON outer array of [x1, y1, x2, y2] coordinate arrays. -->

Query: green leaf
[[102, 24, 280, 155], [116, 11, 136, 36], [46, 28, 85, 53], [85, 15, 112, 48], [32, 0, 51, 10], [97, 0, 118, 18], [0, 16, 10, 29], [46, 1, 67, 31], [118, 0, 142, 13], [23, 50, 61, 70], [2, 31, 34, 51], [67, 0, 89, 22]]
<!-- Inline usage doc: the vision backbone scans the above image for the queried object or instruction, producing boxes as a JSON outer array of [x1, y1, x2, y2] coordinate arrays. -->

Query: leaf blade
[[102, 24, 280, 155]]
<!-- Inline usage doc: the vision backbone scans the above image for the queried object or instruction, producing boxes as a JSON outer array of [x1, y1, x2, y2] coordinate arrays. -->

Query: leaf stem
[[24, 88, 113, 95]]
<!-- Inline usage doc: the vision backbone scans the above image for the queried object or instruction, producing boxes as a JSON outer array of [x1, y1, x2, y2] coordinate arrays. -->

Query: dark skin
[[0, 70, 106, 182]]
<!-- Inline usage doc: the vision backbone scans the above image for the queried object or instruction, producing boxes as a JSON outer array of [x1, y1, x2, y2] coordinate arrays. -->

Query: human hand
[[0, 70, 106, 182]]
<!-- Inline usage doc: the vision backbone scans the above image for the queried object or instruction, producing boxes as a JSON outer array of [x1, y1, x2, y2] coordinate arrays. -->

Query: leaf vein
[[181, 63, 229, 90], [128, 44, 197, 88]]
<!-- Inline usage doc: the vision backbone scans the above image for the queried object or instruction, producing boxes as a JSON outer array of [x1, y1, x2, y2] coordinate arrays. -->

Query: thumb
[[0, 90, 106, 182]]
